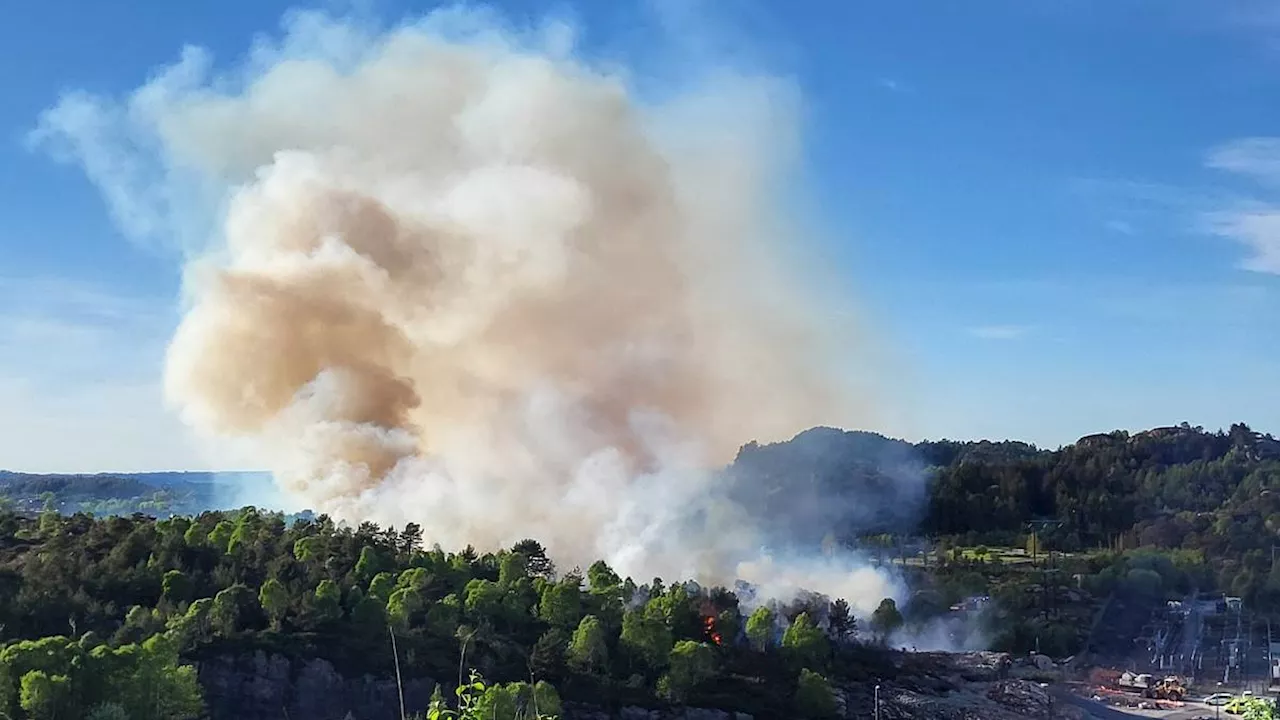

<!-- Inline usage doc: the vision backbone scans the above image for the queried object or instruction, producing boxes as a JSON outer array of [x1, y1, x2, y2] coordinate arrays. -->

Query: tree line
[[914, 422, 1280, 607], [0, 506, 907, 719]]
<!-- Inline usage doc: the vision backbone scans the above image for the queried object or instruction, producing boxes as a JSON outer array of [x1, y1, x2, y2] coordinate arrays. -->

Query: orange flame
[[703, 615, 723, 646]]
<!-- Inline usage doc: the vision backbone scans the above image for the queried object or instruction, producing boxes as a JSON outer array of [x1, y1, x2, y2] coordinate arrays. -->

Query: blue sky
[[2, 0, 1280, 471]]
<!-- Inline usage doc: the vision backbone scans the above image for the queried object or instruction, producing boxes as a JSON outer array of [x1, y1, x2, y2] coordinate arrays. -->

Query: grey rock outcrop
[[563, 704, 753, 720], [839, 652, 1085, 720], [197, 651, 436, 720]]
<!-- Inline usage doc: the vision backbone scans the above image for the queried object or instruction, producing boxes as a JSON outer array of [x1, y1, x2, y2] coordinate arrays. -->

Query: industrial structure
[[1088, 590, 1277, 697]]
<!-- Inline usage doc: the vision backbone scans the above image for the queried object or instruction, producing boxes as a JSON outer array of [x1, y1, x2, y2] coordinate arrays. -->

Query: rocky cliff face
[[197, 652, 437, 720], [195, 653, 762, 720], [195, 650, 1082, 720], [867, 652, 1086, 720], [563, 707, 756, 720]]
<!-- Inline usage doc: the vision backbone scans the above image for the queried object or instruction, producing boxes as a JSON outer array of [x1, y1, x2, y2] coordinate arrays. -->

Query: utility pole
[[1025, 520, 1064, 618], [874, 684, 881, 720], [1029, 527, 1037, 567], [1047, 547, 1055, 617], [389, 626, 407, 720]]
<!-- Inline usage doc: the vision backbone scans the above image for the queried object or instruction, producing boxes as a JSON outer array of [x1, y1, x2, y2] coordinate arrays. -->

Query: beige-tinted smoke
[[43, 9, 891, 598]]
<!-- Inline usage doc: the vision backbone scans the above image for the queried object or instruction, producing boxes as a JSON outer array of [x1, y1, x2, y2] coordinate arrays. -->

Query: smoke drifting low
[[35, 7, 901, 613]]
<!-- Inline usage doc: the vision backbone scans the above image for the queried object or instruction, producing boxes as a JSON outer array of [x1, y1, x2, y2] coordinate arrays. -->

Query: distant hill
[[0, 474, 156, 500], [2, 421, 1277, 568], [0, 470, 271, 487], [0, 470, 274, 516], [724, 427, 929, 546]]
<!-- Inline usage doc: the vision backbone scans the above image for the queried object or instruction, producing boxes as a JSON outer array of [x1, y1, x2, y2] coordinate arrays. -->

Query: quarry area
[[833, 649, 1257, 720]]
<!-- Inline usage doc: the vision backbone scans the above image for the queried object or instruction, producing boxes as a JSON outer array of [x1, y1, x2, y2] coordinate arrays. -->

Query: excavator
[[1114, 671, 1187, 701], [1143, 677, 1187, 701]]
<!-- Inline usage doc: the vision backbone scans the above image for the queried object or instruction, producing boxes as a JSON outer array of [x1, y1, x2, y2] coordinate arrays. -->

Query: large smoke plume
[[34, 6, 904, 613]]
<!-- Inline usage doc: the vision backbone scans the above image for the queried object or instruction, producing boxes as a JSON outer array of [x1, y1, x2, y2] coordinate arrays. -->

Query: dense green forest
[[731, 422, 1280, 608], [918, 422, 1280, 606], [0, 507, 892, 719]]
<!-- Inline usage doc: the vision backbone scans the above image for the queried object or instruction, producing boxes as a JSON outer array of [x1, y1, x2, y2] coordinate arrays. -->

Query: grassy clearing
[[866, 543, 1100, 569], [928, 546, 1096, 565], [956, 547, 1035, 564]]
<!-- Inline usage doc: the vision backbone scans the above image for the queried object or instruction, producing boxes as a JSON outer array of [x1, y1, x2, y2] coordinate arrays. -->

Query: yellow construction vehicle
[[1144, 677, 1186, 701]]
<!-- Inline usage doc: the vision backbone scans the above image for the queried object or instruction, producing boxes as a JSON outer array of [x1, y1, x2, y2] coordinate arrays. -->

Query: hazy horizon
[[0, 418, 1264, 475]]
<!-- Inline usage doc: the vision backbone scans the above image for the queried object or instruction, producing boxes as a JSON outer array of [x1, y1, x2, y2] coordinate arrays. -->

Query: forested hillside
[[2, 420, 1280, 718], [921, 422, 1280, 540], [918, 423, 1280, 605], [7, 421, 1280, 606], [0, 508, 885, 719], [723, 422, 1280, 608], [10, 422, 1277, 554]]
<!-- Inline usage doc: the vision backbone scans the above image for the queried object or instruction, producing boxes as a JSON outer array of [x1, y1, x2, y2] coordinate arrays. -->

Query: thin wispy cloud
[[1203, 136, 1280, 274], [966, 324, 1032, 340], [1217, 0, 1280, 30], [0, 275, 168, 323], [1203, 203, 1280, 274], [1071, 147, 1280, 276], [0, 277, 201, 472], [27, 51, 227, 258], [1105, 219, 1136, 235], [0, 276, 173, 383], [1206, 137, 1280, 182], [1068, 177, 1225, 213], [876, 77, 911, 94], [1067, 177, 1217, 246], [27, 92, 172, 248]]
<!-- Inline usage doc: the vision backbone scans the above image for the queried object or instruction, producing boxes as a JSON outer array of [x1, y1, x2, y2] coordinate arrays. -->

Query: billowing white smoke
[[34, 7, 902, 614], [891, 612, 992, 654]]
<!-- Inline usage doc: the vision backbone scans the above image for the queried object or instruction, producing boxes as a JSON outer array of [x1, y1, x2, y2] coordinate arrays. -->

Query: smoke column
[[33, 6, 901, 612]]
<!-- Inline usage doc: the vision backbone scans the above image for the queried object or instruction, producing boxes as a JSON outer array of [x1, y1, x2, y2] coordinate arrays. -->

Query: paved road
[[1053, 690, 1217, 720]]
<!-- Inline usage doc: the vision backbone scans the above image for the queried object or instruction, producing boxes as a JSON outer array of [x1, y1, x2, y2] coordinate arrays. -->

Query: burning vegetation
[[703, 614, 724, 646]]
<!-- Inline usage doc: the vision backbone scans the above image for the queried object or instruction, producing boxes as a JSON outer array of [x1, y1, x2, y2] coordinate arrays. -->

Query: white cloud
[[1204, 204, 1280, 274], [966, 324, 1032, 340]]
